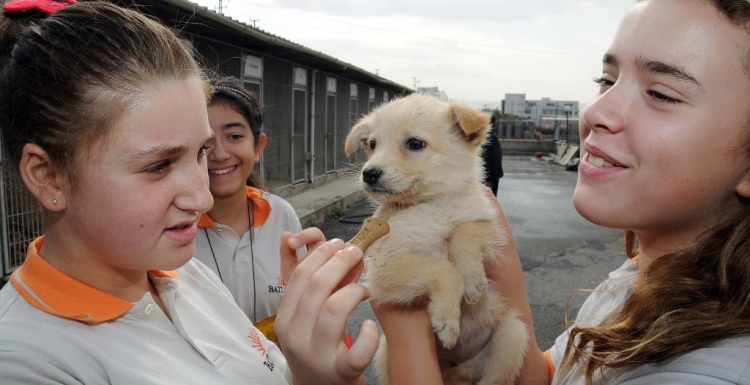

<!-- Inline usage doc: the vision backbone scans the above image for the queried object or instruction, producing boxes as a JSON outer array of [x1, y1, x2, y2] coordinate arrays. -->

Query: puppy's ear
[[449, 101, 491, 148], [345, 118, 372, 156]]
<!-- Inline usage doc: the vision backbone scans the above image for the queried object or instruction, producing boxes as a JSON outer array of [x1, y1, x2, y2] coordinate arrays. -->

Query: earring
[[52, 199, 58, 205]]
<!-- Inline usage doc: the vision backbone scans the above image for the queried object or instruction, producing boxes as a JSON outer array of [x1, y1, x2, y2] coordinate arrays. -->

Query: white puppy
[[344, 93, 528, 385]]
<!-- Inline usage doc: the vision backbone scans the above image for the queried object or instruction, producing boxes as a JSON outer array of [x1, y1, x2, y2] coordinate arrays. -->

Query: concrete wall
[[500, 139, 556, 156]]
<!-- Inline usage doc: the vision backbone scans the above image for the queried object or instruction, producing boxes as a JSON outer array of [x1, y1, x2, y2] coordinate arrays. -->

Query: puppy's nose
[[362, 167, 382, 185]]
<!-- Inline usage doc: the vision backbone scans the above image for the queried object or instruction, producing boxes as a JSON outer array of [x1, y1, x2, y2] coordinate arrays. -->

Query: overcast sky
[[191, 0, 635, 108]]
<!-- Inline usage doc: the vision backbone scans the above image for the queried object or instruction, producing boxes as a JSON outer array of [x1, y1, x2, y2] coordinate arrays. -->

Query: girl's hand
[[370, 302, 444, 385], [280, 227, 327, 285], [481, 185, 549, 385], [277, 235, 380, 385]]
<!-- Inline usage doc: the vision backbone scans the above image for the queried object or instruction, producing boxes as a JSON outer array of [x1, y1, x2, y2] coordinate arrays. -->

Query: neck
[[633, 229, 696, 274], [208, 189, 253, 236], [37, 225, 152, 303]]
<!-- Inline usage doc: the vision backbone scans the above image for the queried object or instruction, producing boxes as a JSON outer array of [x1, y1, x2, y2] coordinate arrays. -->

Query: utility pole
[[217, 0, 224, 13], [250, 18, 260, 27], [413, 77, 420, 91]]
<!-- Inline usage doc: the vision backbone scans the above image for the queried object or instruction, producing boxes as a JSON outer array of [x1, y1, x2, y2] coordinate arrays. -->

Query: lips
[[209, 165, 237, 175]]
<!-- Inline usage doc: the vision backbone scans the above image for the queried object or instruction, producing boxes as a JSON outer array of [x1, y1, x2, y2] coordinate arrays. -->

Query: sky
[[191, 0, 636, 109]]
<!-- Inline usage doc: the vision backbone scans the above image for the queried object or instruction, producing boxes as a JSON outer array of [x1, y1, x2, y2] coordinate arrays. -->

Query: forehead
[[612, 0, 750, 83], [105, 79, 212, 157]]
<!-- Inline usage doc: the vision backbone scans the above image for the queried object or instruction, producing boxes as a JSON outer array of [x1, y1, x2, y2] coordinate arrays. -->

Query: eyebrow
[[222, 122, 248, 130], [603, 53, 704, 90], [125, 134, 214, 162], [126, 144, 187, 161]]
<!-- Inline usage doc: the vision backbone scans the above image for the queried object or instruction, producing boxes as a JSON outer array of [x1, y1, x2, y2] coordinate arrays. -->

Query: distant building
[[502, 93, 526, 118], [417, 87, 450, 102], [502, 94, 580, 121]]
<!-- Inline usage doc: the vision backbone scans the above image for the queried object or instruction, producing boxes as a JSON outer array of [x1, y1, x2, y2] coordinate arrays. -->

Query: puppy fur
[[345, 94, 528, 385]]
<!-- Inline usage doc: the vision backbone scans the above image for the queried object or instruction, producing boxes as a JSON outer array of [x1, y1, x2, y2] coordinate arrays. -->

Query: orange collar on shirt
[[10, 236, 177, 323], [197, 186, 271, 228]]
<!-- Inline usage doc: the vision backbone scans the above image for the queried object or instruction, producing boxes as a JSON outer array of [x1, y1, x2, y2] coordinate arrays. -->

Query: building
[[502, 93, 527, 118], [0, 0, 411, 278], [417, 87, 450, 102], [502, 94, 580, 121]]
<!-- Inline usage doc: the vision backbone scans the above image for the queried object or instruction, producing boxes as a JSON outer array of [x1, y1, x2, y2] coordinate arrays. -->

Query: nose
[[581, 84, 630, 138], [208, 136, 229, 162], [177, 160, 214, 214], [362, 167, 382, 185]]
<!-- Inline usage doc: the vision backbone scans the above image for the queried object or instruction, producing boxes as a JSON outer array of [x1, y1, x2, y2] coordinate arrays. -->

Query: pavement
[[285, 177, 367, 229]]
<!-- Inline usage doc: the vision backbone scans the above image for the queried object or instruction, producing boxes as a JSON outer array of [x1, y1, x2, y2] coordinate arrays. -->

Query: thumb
[[279, 231, 298, 285]]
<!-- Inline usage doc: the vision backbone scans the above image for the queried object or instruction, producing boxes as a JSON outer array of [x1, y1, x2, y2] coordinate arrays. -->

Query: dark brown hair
[[208, 75, 265, 188], [0, 1, 208, 185], [561, 1, 750, 383]]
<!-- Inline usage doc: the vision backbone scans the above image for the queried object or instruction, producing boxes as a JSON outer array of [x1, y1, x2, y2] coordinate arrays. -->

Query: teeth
[[209, 166, 236, 175], [589, 154, 613, 167]]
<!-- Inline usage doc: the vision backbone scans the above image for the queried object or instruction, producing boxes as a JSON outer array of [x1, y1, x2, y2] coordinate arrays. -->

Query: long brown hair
[[560, 1, 750, 383], [0, 1, 208, 186]]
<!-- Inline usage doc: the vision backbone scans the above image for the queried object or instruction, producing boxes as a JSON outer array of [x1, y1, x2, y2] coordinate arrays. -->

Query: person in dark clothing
[[482, 115, 504, 196]]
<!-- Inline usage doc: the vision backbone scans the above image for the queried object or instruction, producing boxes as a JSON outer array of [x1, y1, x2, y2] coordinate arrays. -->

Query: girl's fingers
[[286, 246, 363, 333], [280, 231, 298, 285], [288, 227, 327, 253], [311, 281, 370, 349], [277, 239, 345, 331], [337, 319, 380, 378]]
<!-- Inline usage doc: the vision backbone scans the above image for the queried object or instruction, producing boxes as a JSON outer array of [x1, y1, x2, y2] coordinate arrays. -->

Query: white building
[[417, 86, 450, 102], [503, 93, 526, 118], [502, 94, 580, 121]]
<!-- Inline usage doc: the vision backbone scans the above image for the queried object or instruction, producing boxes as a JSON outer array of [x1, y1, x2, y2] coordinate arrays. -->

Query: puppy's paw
[[463, 275, 488, 305], [464, 276, 488, 305], [431, 313, 461, 348]]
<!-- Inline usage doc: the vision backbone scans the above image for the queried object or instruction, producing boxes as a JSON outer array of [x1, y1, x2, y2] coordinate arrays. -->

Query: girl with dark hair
[[0, 1, 377, 384], [194, 76, 305, 335]]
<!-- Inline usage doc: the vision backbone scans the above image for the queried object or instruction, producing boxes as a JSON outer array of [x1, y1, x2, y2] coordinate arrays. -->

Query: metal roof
[[117, 0, 412, 94]]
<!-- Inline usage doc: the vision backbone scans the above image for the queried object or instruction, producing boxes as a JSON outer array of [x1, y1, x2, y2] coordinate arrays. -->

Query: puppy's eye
[[405, 138, 425, 151], [369, 139, 377, 151]]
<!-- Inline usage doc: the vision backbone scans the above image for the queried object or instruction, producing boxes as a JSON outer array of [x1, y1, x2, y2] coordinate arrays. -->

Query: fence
[[0, 150, 43, 277]]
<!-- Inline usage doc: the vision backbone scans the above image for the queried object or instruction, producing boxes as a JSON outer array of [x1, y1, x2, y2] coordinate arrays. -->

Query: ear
[[737, 166, 750, 198], [19, 143, 67, 211], [449, 101, 491, 148], [254, 132, 268, 164], [345, 118, 372, 156]]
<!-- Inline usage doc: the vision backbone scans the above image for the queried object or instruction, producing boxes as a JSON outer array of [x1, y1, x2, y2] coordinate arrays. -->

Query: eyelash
[[144, 161, 170, 175], [592, 77, 680, 105], [144, 145, 213, 175]]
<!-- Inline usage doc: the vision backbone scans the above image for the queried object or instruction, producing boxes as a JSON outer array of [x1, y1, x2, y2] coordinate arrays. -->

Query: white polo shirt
[[548, 258, 750, 384], [0, 237, 292, 385], [194, 186, 304, 324]]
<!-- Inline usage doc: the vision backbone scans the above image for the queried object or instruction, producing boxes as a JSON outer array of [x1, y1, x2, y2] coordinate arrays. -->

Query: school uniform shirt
[[0, 237, 292, 385], [547, 258, 750, 384], [194, 186, 304, 323]]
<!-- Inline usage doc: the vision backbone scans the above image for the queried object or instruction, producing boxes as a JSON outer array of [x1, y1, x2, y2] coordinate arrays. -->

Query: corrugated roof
[[117, 0, 411, 93]]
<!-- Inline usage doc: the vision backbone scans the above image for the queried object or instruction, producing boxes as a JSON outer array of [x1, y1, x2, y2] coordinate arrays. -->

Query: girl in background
[[194, 77, 304, 337]]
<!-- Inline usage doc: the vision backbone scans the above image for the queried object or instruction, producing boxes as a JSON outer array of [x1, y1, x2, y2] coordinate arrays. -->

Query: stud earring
[[52, 199, 58, 205]]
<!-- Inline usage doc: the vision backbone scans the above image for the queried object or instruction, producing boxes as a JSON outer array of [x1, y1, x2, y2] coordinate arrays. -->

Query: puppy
[[344, 94, 528, 385]]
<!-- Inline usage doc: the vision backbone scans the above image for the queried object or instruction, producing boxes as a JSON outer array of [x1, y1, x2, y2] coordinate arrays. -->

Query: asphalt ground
[[319, 156, 626, 384]]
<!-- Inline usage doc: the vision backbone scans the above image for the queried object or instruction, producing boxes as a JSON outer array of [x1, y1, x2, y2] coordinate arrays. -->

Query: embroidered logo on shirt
[[267, 276, 285, 294], [248, 328, 267, 356], [249, 328, 275, 372]]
